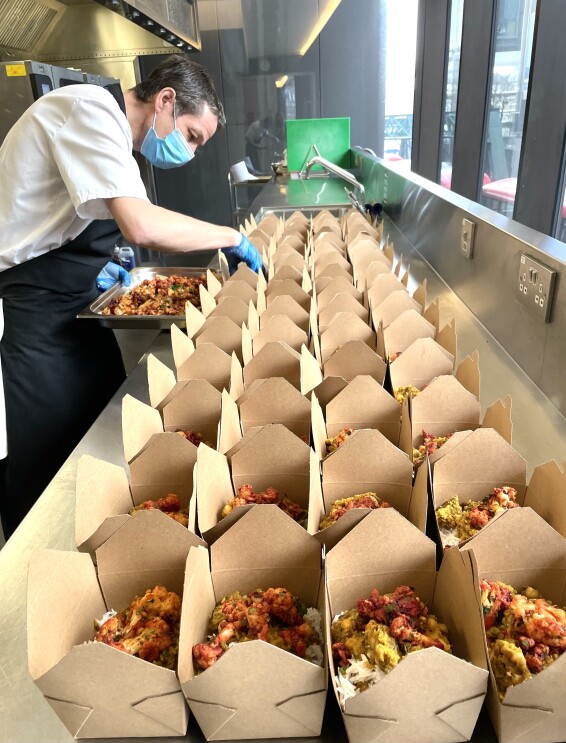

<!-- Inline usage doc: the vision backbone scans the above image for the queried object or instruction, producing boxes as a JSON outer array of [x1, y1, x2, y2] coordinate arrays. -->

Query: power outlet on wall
[[516, 253, 556, 322], [460, 218, 475, 259]]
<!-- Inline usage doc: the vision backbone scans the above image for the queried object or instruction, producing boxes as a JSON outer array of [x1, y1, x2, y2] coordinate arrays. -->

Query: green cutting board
[[286, 117, 351, 172]]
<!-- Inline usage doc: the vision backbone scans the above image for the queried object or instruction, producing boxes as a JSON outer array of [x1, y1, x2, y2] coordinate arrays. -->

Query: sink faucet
[[303, 154, 366, 214]]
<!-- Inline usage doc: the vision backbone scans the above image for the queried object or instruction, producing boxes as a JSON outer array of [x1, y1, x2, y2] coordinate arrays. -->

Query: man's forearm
[[106, 196, 241, 253]]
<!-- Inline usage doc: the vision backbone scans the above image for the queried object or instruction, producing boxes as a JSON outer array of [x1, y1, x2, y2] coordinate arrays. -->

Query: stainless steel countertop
[[1, 211, 566, 743]]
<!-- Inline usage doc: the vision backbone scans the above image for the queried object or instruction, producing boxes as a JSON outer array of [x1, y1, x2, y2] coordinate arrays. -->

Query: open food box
[[326, 508, 488, 743], [442, 507, 566, 743], [178, 507, 327, 740], [28, 512, 195, 738]]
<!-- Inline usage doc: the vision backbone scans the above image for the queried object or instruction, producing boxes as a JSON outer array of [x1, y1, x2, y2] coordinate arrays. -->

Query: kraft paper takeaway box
[[317, 311, 378, 364], [324, 339, 387, 384], [320, 428, 423, 530], [431, 427, 526, 550], [389, 337, 455, 391], [219, 377, 311, 449], [243, 314, 308, 356], [28, 512, 198, 739], [178, 507, 326, 740], [75, 454, 204, 555], [311, 375, 401, 454], [171, 328, 243, 394], [523, 458, 566, 539], [326, 508, 488, 743], [249, 294, 310, 335], [317, 293, 368, 333], [443, 508, 566, 743], [197, 423, 324, 543], [242, 341, 322, 394]]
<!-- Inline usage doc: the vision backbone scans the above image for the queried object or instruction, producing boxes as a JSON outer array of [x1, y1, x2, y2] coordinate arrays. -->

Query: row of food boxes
[[29, 207, 566, 741]]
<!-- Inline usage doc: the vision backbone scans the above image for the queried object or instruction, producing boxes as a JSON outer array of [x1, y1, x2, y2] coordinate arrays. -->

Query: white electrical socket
[[460, 218, 475, 259]]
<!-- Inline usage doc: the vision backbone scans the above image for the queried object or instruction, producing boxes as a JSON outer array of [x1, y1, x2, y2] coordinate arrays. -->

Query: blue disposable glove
[[96, 261, 132, 292], [222, 234, 265, 276]]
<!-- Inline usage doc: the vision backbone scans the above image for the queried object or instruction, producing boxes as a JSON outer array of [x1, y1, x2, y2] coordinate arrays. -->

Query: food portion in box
[[102, 273, 208, 316], [394, 385, 421, 403], [325, 426, 354, 455], [221, 484, 307, 526], [94, 585, 181, 669], [319, 493, 390, 530], [176, 429, 214, 447], [331, 585, 451, 703], [436, 486, 519, 546], [480, 580, 566, 700], [412, 429, 453, 464], [192, 586, 323, 669], [129, 493, 188, 527]]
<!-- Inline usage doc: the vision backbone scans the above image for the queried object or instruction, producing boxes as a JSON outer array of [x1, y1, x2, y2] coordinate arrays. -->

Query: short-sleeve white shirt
[[0, 84, 149, 271]]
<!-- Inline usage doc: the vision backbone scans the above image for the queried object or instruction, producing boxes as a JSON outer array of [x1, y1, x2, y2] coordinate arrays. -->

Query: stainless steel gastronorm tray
[[77, 266, 207, 329]]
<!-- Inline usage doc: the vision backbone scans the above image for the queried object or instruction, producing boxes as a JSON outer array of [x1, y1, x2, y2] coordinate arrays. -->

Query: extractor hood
[[0, 0, 201, 64]]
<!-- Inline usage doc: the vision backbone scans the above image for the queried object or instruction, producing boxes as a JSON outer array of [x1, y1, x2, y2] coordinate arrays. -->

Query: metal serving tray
[[77, 266, 208, 329]]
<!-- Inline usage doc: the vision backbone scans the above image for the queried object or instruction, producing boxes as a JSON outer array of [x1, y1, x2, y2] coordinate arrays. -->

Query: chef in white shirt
[[0, 54, 263, 539]]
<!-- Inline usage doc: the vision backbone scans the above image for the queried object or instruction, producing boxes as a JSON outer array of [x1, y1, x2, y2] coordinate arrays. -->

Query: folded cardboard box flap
[[266, 279, 311, 310], [129, 431, 198, 507], [410, 374, 481, 446], [371, 290, 423, 331], [432, 427, 526, 506], [27, 549, 188, 739], [147, 353, 177, 408], [122, 393, 163, 464], [75, 454, 132, 551], [318, 293, 368, 332], [253, 314, 308, 355], [524, 459, 566, 539], [239, 376, 311, 438], [390, 337, 454, 389], [208, 295, 250, 326], [324, 339, 386, 384], [306, 375, 349, 408], [383, 308, 436, 359], [317, 277, 364, 310], [160, 378, 222, 442], [322, 429, 413, 514], [319, 312, 377, 364], [177, 342, 237, 390], [194, 316, 244, 362], [95, 509, 204, 609], [260, 294, 309, 333], [243, 340, 302, 390]]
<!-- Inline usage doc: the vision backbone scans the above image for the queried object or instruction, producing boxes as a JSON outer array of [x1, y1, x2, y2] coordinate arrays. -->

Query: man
[[0, 54, 262, 538]]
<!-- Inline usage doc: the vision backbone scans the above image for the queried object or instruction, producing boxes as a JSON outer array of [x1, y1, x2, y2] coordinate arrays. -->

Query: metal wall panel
[[356, 151, 566, 417]]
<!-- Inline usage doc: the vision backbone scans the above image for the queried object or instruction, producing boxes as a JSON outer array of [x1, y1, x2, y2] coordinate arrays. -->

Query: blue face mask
[[140, 106, 195, 169]]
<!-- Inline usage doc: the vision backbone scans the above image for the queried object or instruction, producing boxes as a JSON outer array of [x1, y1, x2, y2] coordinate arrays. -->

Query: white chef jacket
[[0, 84, 150, 457]]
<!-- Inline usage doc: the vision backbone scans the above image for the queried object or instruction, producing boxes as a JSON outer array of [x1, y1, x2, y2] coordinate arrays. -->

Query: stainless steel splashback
[[0, 0, 200, 85], [355, 150, 566, 418]]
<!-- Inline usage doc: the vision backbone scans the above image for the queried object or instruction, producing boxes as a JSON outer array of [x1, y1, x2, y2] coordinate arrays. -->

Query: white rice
[[335, 654, 386, 706], [305, 607, 324, 666], [94, 609, 117, 630]]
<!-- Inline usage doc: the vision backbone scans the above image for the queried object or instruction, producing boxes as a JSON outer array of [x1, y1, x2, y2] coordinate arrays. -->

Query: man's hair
[[132, 54, 226, 128]]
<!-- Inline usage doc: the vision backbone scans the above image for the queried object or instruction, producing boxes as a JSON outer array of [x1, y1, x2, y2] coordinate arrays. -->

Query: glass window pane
[[479, 0, 536, 214], [441, 0, 464, 190], [383, 0, 418, 167]]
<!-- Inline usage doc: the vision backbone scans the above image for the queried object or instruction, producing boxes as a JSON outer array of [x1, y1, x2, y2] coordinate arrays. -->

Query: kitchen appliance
[[0, 60, 120, 144]]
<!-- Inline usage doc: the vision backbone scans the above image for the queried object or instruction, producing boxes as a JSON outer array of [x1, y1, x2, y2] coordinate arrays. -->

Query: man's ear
[[155, 86, 176, 113]]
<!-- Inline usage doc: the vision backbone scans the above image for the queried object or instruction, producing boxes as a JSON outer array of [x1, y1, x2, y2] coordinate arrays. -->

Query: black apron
[[0, 219, 126, 538]]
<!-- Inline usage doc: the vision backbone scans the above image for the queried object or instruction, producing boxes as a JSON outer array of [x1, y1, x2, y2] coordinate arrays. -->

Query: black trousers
[[0, 221, 125, 538]]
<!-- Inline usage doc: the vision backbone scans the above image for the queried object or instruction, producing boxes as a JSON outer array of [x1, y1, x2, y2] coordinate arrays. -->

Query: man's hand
[[222, 234, 264, 275], [96, 261, 132, 292]]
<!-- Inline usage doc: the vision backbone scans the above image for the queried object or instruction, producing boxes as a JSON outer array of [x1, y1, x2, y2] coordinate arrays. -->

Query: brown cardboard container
[[196, 423, 323, 543], [410, 373, 481, 447], [371, 290, 424, 330], [190, 313, 244, 363], [242, 341, 322, 394], [389, 337, 454, 390], [248, 314, 308, 355], [383, 308, 437, 359], [524, 458, 566, 538], [317, 277, 365, 311], [442, 507, 566, 743], [431, 427, 526, 550], [171, 329, 242, 394], [272, 264, 304, 283], [316, 264, 354, 287], [272, 247, 306, 272], [215, 279, 257, 306], [318, 311, 377, 364], [325, 508, 488, 743], [178, 508, 326, 740], [266, 279, 311, 311], [255, 294, 310, 334], [28, 514, 197, 738], [313, 251, 353, 276], [318, 293, 368, 332], [306, 376, 349, 408], [238, 376, 311, 439], [75, 454, 204, 555], [311, 375, 401, 455], [321, 428, 414, 517], [323, 339, 387, 384]]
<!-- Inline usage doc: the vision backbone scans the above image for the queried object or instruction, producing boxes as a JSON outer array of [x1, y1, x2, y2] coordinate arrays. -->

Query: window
[[383, 0, 418, 166], [440, 0, 464, 189], [479, 0, 536, 214]]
